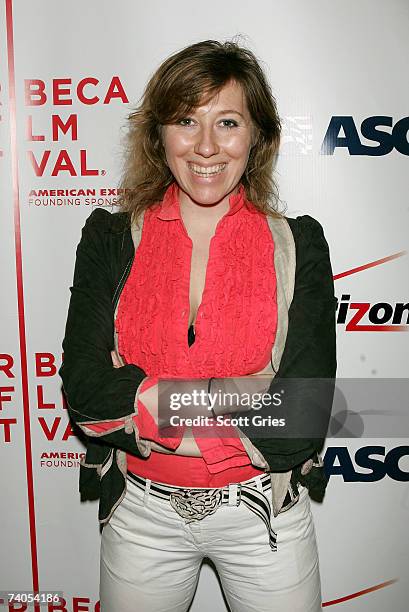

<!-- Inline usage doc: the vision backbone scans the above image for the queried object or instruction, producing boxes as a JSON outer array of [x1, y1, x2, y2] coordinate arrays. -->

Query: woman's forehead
[[194, 81, 249, 115]]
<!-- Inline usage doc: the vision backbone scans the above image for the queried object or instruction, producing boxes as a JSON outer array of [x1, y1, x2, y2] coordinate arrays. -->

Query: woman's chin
[[180, 182, 236, 207]]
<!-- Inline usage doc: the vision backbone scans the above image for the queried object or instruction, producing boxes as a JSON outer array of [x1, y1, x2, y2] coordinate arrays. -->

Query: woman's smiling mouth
[[187, 162, 227, 177]]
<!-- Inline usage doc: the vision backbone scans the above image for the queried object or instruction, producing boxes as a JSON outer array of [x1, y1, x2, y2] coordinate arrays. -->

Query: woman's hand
[[138, 382, 159, 424], [111, 350, 159, 422], [110, 351, 202, 457], [210, 372, 273, 417], [150, 428, 202, 457]]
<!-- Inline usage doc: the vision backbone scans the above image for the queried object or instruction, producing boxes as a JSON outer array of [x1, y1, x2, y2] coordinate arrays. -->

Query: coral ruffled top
[[115, 182, 278, 487]]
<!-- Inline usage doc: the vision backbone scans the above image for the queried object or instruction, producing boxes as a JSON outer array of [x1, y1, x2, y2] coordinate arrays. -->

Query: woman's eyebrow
[[216, 109, 245, 119]]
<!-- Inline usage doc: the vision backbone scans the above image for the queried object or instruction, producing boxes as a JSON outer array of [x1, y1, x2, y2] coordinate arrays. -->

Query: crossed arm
[[110, 349, 272, 458]]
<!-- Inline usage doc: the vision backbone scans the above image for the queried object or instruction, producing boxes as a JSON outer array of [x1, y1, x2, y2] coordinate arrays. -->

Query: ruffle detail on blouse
[[115, 186, 278, 381], [115, 183, 278, 481]]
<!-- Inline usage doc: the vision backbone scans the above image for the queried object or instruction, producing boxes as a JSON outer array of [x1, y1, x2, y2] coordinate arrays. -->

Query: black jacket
[[59, 207, 337, 524]]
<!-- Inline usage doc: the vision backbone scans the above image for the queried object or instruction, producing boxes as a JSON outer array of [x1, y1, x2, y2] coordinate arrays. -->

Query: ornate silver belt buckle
[[169, 488, 222, 523]]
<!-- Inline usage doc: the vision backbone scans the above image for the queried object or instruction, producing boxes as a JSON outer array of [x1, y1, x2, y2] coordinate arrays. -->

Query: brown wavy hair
[[117, 39, 284, 226]]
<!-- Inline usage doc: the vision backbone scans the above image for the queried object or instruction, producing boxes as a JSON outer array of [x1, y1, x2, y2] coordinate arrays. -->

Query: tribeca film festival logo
[[0, 352, 85, 468], [22, 76, 130, 207]]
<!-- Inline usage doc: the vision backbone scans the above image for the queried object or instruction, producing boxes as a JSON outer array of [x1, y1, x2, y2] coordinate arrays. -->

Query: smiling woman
[[60, 38, 336, 612], [162, 81, 256, 211], [117, 39, 282, 222]]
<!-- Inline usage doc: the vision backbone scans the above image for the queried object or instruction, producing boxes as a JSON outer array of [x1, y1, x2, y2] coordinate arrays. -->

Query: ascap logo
[[325, 446, 409, 481], [321, 116, 409, 155]]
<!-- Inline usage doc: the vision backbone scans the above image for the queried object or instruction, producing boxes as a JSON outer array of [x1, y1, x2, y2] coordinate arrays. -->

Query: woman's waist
[[126, 451, 264, 488]]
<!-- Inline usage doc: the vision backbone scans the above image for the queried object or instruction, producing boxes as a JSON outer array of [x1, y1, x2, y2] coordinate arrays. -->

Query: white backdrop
[[1, 0, 408, 610]]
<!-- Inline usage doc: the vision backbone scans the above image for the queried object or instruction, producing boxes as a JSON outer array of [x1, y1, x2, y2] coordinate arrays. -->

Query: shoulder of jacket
[[284, 214, 329, 253], [83, 208, 131, 234], [285, 213, 323, 234]]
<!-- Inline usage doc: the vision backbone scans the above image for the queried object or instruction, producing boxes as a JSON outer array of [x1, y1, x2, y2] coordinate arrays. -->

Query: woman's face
[[162, 80, 255, 208]]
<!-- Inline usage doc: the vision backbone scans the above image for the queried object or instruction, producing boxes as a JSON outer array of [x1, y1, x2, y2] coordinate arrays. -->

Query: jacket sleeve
[[235, 214, 337, 472], [82, 376, 183, 450], [59, 209, 159, 456]]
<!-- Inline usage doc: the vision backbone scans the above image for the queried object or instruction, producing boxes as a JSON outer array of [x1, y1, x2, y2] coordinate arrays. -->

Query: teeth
[[188, 163, 226, 176]]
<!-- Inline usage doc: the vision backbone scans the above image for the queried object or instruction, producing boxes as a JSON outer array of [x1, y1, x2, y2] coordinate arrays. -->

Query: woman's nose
[[193, 126, 220, 157]]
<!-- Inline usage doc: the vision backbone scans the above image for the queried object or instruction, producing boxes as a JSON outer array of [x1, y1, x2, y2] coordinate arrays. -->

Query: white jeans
[[100, 476, 322, 612]]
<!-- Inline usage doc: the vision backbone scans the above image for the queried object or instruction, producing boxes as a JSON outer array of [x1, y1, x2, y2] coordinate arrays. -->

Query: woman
[[60, 40, 337, 612]]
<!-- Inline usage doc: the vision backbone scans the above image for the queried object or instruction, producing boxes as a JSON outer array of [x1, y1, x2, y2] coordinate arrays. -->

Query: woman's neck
[[178, 186, 236, 234]]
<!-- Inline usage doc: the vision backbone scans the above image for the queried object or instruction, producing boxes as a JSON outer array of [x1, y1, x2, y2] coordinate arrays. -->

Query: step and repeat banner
[[1, 0, 408, 610]]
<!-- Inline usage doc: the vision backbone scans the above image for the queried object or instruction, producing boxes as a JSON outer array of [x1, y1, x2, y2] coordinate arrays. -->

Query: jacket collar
[[156, 182, 248, 221]]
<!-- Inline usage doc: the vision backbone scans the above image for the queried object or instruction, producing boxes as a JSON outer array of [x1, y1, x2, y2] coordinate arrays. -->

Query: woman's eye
[[220, 119, 238, 128], [178, 118, 194, 126]]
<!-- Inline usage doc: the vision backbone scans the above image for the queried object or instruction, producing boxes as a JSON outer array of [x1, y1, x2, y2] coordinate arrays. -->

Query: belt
[[126, 471, 300, 553]]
